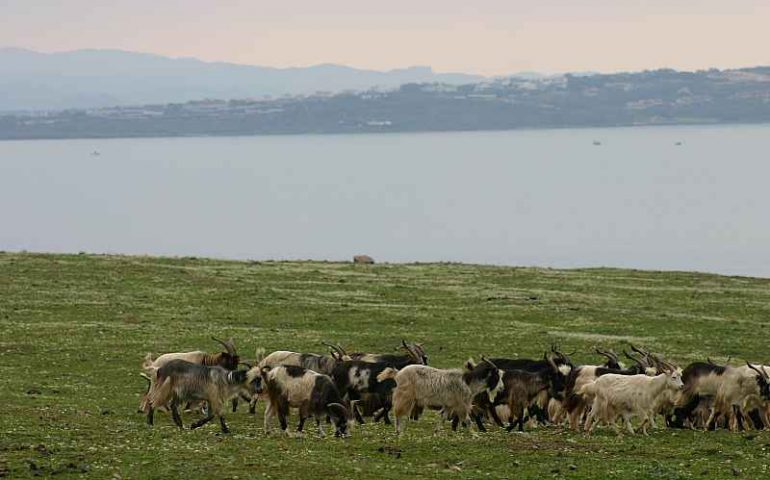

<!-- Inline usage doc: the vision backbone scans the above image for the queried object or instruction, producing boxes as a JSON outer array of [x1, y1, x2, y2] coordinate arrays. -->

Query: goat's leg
[[489, 405, 505, 428], [249, 397, 258, 415], [381, 405, 392, 425], [219, 415, 230, 434], [264, 403, 274, 433], [705, 408, 719, 431], [147, 407, 155, 426], [472, 411, 487, 432], [170, 400, 184, 428], [278, 410, 289, 434], [451, 415, 460, 432], [353, 402, 366, 425], [623, 414, 634, 434], [231, 398, 238, 413], [315, 416, 326, 437]]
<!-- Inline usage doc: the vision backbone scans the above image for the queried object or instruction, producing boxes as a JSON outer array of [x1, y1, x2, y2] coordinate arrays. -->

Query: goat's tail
[[377, 367, 398, 383], [577, 380, 598, 399], [255, 347, 266, 364], [142, 352, 155, 370]]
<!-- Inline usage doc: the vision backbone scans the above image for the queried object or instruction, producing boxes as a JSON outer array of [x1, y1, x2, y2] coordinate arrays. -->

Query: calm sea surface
[[1, 125, 769, 277]]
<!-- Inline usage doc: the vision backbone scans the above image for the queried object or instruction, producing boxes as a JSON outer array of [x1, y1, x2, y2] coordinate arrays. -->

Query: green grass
[[2, 252, 770, 479]]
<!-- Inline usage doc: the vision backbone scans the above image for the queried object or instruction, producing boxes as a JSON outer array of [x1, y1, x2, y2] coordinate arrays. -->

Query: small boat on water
[[675, 141, 683, 146], [90, 150, 101, 156], [592, 140, 602, 146]]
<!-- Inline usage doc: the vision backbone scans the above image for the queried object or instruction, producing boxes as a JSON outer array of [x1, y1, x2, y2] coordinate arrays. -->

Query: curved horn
[[322, 341, 345, 358], [401, 340, 420, 362], [480, 355, 499, 370], [212, 336, 234, 354], [747, 361, 768, 380]]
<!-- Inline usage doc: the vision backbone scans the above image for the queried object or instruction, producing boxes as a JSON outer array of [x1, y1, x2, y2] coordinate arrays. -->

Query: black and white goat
[[328, 340, 427, 367], [261, 365, 351, 437], [669, 360, 770, 431], [145, 359, 261, 433], [473, 347, 573, 428], [331, 360, 398, 424], [470, 354, 566, 431], [379, 357, 503, 435]]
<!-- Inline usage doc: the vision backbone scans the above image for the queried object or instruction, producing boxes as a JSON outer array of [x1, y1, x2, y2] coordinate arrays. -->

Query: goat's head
[[323, 342, 351, 362], [665, 369, 684, 390], [212, 336, 240, 370], [401, 340, 428, 365], [747, 362, 770, 400], [327, 402, 350, 437], [595, 347, 622, 369], [240, 362, 264, 394], [479, 356, 504, 402], [544, 353, 567, 400], [550, 344, 575, 369]]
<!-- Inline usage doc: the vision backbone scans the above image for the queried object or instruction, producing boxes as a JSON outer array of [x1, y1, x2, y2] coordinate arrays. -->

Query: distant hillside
[[2, 65, 770, 139], [0, 48, 485, 111]]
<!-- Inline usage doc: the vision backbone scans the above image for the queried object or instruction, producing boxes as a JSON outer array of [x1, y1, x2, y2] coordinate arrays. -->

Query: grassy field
[[3, 252, 770, 479]]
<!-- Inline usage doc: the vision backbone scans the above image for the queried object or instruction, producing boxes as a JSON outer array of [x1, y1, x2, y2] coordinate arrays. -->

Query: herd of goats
[[139, 338, 770, 438]]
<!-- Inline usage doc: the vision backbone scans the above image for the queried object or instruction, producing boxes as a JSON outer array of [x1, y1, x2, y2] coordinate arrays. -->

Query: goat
[[258, 349, 345, 376], [328, 340, 427, 423], [503, 367, 564, 432], [330, 360, 398, 424], [564, 347, 662, 430], [145, 360, 261, 433], [470, 354, 566, 431], [329, 340, 427, 367], [141, 337, 240, 413], [705, 362, 770, 431], [581, 369, 684, 435], [261, 365, 351, 437], [143, 337, 239, 371], [671, 361, 737, 429], [477, 347, 573, 427], [380, 357, 503, 435]]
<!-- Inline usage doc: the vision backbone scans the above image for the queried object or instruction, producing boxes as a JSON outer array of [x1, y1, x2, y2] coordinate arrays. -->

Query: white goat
[[581, 370, 684, 435]]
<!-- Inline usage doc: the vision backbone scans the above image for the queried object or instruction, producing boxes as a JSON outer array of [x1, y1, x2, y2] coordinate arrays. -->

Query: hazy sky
[[2, 0, 769, 75]]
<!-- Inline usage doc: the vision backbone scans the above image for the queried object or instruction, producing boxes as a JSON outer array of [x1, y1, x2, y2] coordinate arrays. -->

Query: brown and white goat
[[258, 349, 347, 376], [141, 337, 240, 413], [145, 359, 261, 433], [380, 357, 503, 435], [261, 365, 351, 437], [143, 337, 240, 371]]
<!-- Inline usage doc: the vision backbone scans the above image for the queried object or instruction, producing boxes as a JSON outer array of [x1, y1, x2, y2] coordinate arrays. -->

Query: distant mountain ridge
[[3, 64, 770, 140], [0, 47, 486, 111]]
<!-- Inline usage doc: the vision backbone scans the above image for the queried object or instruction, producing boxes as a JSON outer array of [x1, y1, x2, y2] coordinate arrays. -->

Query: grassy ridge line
[[1, 252, 770, 479]]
